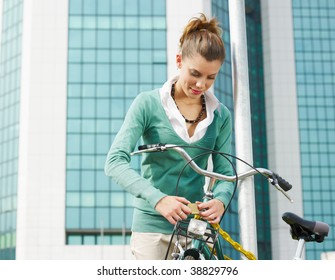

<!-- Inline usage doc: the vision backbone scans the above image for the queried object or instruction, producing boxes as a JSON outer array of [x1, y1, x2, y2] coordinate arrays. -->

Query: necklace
[[171, 83, 206, 124]]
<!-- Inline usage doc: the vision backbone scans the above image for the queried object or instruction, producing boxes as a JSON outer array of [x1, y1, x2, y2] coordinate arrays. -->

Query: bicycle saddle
[[282, 212, 330, 243]]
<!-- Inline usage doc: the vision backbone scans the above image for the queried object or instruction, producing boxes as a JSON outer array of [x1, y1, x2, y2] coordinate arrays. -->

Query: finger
[[202, 212, 218, 223], [178, 211, 187, 220], [175, 196, 191, 205], [199, 208, 214, 218], [181, 204, 192, 215], [210, 215, 222, 224], [172, 211, 184, 222], [166, 211, 182, 225], [167, 216, 177, 225], [175, 207, 188, 218], [197, 201, 211, 211]]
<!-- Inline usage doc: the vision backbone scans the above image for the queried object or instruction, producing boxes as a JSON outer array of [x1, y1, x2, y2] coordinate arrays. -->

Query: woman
[[105, 13, 234, 260]]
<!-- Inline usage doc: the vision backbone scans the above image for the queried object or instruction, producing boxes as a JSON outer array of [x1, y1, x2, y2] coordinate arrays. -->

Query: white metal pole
[[228, 0, 258, 258]]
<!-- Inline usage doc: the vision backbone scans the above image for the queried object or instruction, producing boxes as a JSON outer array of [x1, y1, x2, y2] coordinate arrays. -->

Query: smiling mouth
[[191, 88, 202, 95]]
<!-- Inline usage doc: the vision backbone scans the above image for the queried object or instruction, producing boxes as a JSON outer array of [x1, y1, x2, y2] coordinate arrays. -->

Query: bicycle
[[282, 212, 330, 260], [131, 143, 329, 260]]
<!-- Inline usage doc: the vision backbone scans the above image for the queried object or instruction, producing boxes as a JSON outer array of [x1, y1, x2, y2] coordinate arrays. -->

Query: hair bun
[[180, 13, 222, 47], [179, 13, 225, 63]]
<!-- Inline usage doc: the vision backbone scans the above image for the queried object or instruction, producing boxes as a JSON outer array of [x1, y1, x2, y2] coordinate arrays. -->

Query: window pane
[[67, 192, 80, 206], [81, 171, 95, 190], [96, 99, 110, 118], [67, 171, 80, 191], [139, 65, 152, 83], [81, 192, 95, 207], [81, 120, 95, 133], [111, 50, 124, 63], [96, 193, 109, 207], [68, 30, 82, 48], [81, 155, 95, 169], [97, 0, 110, 15], [66, 208, 80, 228], [97, 64, 110, 83], [111, 192, 125, 207], [67, 155, 81, 169], [68, 235, 82, 244], [125, 30, 138, 48], [81, 134, 95, 154], [111, 208, 124, 228], [68, 64, 81, 83], [68, 50, 81, 62], [83, 30, 96, 48], [81, 208, 95, 228], [96, 84, 109, 97], [97, 30, 110, 48], [83, 0, 96, 15], [96, 208, 110, 228], [125, 64, 138, 83], [82, 64, 96, 83], [139, 31, 152, 49], [67, 134, 81, 153], [83, 16, 96, 29], [67, 98, 81, 118], [111, 0, 124, 15], [111, 99, 124, 118], [82, 99, 95, 118], [153, 30, 166, 48], [68, 84, 81, 97], [69, 0, 82, 15], [82, 50, 95, 63], [83, 235, 95, 245], [111, 65, 125, 83], [82, 84, 95, 97]]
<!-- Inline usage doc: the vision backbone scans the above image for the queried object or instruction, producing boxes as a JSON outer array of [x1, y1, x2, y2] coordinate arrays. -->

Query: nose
[[195, 79, 206, 89]]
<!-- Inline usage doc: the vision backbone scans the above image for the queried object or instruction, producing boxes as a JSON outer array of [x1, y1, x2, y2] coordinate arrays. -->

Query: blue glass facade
[[66, 0, 167, 245], [211, 0, 239, 260], [292, 0, 335, 259], [0, 0, 23, 260], [244, 0, 270, 260]]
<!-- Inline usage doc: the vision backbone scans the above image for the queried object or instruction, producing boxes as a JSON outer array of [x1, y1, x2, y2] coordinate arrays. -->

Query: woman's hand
[[155, 196, 192, 225], [197, 199, 225, 224]]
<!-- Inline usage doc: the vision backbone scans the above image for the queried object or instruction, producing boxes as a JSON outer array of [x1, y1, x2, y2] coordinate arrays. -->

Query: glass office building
[[0, 0, 334, 260], [0, 0, 23, 259], [66, 0, 167, 246], [292, 0, 335, 259]]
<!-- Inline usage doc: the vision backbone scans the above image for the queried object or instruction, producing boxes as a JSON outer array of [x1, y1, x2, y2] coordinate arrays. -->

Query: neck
[[173, 82, 202, 105], [171, 83, 206, 124]]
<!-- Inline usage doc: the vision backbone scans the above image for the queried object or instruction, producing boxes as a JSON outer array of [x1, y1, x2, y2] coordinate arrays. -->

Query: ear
[[176, 54, 182, 69]]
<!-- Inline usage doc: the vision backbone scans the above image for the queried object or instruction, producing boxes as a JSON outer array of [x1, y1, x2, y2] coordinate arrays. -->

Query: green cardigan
[[105, 89, 234, 234]]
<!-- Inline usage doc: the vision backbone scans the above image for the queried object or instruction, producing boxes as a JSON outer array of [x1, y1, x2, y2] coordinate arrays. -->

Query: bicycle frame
[[131, 143, 294, 260]]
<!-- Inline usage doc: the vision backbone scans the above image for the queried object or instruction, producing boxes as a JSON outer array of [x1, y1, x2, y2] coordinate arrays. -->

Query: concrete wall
[[260, 0, 304, 259]]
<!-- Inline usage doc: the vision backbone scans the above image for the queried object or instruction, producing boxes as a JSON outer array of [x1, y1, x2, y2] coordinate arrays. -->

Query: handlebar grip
[[138, 143, 165, 150], [272, 173, 293, 191]]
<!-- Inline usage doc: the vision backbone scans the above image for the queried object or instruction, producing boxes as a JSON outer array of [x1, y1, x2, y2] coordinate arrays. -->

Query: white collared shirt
[[159, 76, 220, 143]]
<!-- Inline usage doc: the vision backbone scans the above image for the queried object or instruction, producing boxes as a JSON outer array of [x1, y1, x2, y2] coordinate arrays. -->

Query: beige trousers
[[130, 232, 176, 260]]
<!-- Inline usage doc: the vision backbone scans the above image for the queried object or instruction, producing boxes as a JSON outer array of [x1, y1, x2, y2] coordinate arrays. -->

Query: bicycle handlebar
[[131, 143, 293, 202]]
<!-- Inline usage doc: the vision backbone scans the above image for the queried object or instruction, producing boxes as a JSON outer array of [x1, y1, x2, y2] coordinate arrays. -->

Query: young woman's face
[[176, 52, 222, 99]]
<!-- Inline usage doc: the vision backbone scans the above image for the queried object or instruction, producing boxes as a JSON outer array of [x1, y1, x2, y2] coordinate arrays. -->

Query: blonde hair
[[179, 13, 225, 63]]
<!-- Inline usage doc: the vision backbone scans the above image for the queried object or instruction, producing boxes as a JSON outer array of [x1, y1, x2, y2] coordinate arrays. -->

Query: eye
[[190, 70, 200, 77]]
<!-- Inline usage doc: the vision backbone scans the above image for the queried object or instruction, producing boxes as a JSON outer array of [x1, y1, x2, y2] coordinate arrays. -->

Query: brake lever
[[268, 178, 294, 203]]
